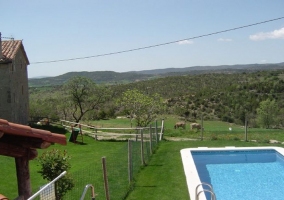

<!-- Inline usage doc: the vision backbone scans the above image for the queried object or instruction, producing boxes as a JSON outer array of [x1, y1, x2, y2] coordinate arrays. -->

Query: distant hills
[[28, 62, 284, 87]]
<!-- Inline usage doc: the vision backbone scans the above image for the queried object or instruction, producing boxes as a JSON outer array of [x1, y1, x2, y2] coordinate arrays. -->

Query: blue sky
[[1, 1, 284, 78]]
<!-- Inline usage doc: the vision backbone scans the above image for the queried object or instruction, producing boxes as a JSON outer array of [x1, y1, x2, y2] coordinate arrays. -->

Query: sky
[[1, 1, 284, 78]]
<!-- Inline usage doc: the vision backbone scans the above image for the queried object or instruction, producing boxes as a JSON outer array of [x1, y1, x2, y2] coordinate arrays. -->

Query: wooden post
[[128, 140, 133, 184], [201, 115, 204, 141], [131, 118, 133, 128], [79, 124, 83, 143], [140, 129, 145, 166], [159, 119, 164, 141], [15, 155, 31, 200], [245, 116, 248, 142], [149, 125, 153, 155], [155, 120, 158, 143], [102, 157, 110, 200]]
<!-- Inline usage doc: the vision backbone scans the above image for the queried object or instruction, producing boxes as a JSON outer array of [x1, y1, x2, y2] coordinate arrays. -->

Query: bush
[[30, 124, 68, 134], [221, 115, 234, 123], [37, 149, 74, 200]]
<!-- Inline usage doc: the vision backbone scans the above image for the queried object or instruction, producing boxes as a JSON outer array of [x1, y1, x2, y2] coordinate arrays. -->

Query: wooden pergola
[[0, 119, 67, 200]]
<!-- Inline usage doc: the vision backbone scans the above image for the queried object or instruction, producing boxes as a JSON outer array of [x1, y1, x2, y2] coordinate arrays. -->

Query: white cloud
[[177, 40, 194, 45], [217, 38, 232, 42], [260, 60, 267, 63], [249, 27, 284, 41]]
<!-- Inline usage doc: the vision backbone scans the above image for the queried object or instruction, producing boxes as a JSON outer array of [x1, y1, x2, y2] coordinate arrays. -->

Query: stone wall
[[0, 49, 29, 124]]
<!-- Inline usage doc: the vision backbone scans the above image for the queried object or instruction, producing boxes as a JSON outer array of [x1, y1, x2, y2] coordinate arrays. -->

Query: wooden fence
[[60, 119, 164, 142]]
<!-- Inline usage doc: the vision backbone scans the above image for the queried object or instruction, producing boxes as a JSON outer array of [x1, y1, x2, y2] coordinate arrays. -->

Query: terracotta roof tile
[[1, 40, 30, 64], [2, 40, 21, 59], [0, 119, 67, 145]]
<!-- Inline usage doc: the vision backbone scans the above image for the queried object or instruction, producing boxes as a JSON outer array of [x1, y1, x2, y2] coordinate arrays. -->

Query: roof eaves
[[0, 119, 67, 145]]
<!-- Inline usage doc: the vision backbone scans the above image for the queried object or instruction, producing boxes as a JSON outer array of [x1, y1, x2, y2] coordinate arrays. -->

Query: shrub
[[37, 149, 74, 200]]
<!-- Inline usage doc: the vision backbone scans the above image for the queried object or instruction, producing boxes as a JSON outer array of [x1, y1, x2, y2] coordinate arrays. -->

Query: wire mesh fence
[[29, 120, 162, 200], [63, 130, 159, 199]]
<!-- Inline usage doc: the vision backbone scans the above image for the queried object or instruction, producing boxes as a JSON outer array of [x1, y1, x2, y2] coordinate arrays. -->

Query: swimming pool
[[180, 147, 284, 200]]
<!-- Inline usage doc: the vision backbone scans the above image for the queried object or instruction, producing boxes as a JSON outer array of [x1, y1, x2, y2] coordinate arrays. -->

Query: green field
[[1, 117, 284, 199]]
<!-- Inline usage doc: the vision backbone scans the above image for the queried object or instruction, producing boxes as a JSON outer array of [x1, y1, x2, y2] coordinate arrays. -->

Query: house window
[[10, 63, 15, 72]]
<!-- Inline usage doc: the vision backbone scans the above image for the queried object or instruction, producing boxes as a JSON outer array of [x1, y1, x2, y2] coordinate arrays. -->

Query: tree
[[63, 76, 110, 123], [54, 91, 74, 120], [256, 99, 278, 128], [117, 89, 164, 127], [29, 89, 63, 120], [38, 149, 74, 200]]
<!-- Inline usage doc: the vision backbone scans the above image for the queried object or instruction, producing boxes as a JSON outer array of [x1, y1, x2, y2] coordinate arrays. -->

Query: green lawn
[[0, 134, 130, 199], [1, 117, 284, 199]]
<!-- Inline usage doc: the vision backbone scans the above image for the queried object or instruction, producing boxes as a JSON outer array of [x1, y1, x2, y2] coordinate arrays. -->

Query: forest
[[29, 69, 284, 128]]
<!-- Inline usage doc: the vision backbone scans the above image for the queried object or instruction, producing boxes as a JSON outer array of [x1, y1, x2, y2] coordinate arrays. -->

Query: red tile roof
[[1, 40, 30, 64], [0, 118, 66, 145]]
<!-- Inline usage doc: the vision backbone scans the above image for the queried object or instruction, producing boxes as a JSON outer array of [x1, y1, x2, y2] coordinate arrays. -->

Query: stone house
[[0, 33, 29, 125]]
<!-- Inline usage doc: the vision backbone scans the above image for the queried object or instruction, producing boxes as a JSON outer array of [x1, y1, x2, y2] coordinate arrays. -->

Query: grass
[[125, 140, 284, 200], [1, 116, 284, 199], [0, 133, 130, 199], [83, 116, 284, 143], [162, 118, 284, 143]]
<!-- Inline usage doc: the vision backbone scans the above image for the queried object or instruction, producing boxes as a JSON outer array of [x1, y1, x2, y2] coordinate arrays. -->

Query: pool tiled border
[[180, 146, 284, 200]]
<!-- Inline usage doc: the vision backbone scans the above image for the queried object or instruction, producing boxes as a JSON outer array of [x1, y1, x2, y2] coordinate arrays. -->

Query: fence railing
[[28, 171, 66, 200], [60, 119, 164, 142]]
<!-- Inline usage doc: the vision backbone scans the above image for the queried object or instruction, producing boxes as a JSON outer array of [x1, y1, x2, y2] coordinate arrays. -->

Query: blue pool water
[[192, 150, 284, 200]]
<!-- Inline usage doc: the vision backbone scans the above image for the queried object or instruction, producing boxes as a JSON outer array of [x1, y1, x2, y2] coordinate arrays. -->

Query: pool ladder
[[80, 184, 96, 200], [195, 182, 216, 200]]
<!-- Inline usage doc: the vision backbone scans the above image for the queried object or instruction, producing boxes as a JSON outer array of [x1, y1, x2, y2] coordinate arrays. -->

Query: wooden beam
[[0, 135, 51, 149], [0, 142, 37, 160]]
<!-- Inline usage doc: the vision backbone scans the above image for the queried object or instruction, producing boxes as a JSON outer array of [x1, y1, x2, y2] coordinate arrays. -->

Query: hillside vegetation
[[28, 62, 284, 87], [29, 64, 284, 127], [110, 70, 284, 125]]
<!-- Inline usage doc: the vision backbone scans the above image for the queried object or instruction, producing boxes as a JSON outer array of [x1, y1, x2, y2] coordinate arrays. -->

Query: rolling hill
[[28, 62, 284, 87]]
